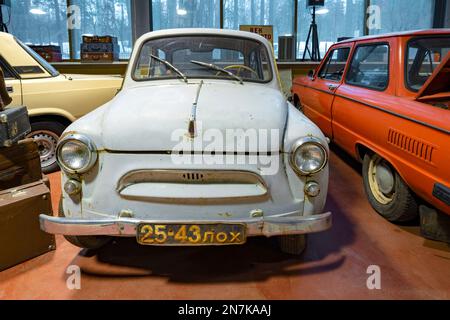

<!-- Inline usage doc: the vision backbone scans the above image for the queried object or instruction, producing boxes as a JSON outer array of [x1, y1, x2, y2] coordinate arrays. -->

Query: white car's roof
[[125, 28, 281, 91], [135, 28, 272, 47]]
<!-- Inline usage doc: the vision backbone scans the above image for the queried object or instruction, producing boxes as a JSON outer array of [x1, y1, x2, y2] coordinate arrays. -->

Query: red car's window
[[346, 44, 389, 91], [406, 36, 450, 92], [318, 47, 351, 82]]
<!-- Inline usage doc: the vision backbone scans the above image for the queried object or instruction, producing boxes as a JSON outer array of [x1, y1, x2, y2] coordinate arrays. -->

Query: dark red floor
[[1, 147, 449, 299]]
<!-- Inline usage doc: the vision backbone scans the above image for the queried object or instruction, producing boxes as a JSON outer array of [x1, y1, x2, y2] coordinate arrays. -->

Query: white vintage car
[[40, 29, 332, 255]]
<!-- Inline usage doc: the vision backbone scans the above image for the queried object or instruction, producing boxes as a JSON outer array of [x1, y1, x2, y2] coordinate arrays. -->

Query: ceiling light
[[316, 8, 329, 15], [29, 8, 47, 15]]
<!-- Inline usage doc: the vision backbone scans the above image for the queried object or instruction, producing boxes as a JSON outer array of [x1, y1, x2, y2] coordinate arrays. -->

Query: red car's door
[[301, 44, 353, 139]]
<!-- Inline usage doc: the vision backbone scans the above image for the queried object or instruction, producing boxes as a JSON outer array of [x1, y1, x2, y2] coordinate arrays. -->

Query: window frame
[[131, 34, 274, 84], [317, 46, 352, 83], [6, 1, 443, 63], [0, 56, 19, 80], [344, 42, 391, 92], [15, 38, 60, 78], [404, 35, 450, 93]]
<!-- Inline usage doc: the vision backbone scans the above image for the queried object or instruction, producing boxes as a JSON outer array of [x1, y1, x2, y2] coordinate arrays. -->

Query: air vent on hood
[[388, 129, 435, 163]]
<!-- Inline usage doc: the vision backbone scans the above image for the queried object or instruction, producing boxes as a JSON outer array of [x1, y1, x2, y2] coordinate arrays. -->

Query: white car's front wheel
[[277, 234, 307, 255], [27, 121, 66, 174], [58, 197, 111, 249], [294, 95, 303, 113]]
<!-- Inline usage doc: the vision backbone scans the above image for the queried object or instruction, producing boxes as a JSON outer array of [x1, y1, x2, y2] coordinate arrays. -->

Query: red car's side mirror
[[308, 69, 315, 80]]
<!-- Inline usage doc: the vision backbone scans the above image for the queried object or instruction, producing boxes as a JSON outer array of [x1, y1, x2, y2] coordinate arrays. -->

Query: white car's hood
[[101, 82, 287, 152]]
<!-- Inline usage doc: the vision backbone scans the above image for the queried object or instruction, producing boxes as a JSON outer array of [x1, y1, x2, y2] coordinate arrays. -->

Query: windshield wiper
[[150, 54, 187, 83], [190, 60, 243, 85]]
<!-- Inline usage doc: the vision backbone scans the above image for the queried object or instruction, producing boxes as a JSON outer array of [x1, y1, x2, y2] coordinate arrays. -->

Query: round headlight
[[290, 138, 328, 175], [57, 134, 97, 174]]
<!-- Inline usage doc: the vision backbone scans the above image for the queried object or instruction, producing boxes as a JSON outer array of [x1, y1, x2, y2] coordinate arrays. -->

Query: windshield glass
[[133, 35, 273, 83], [15, 39, 60, 77], [406, 36, 450, 91]]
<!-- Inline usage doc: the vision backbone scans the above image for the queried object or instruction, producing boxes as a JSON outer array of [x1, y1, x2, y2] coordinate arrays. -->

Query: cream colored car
[[0, 32, 123, 173]]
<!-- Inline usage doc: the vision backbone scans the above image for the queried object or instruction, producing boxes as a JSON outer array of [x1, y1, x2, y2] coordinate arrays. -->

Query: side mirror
[[308, 69, 315, 80]]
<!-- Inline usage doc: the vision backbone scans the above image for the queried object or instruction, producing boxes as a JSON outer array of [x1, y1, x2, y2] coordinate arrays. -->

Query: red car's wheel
[[362, 153, 419, 222]]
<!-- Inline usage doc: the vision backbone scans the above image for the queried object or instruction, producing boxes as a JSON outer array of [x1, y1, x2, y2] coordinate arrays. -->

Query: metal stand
[[0, 6, 8, 33], [302, 6, 320, 61]]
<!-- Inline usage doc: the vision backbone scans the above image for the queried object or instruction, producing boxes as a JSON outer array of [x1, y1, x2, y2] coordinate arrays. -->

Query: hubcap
[[27, 130, 59, 169], [368, 155, 395, 205], [375, 162, 395, 194]]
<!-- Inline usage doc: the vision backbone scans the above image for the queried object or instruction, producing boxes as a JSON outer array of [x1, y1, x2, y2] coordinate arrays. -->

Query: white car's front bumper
[[39, 211, 331, 238]]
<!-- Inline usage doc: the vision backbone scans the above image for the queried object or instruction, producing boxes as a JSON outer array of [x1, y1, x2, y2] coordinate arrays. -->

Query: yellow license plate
[[136, 223, 247, 246]]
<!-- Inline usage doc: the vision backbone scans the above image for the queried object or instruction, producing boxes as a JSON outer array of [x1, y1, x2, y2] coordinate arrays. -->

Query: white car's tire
[[58, 197, 111, 250], [277, 234, 307, 255], [294, 96, 303, 112]]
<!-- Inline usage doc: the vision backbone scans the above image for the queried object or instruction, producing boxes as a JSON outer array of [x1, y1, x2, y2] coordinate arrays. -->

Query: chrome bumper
[[39, 212, 332, 238]]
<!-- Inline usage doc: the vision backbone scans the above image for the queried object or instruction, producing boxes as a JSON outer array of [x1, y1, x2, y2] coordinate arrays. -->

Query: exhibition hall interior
[[0, 0, 449, 301]]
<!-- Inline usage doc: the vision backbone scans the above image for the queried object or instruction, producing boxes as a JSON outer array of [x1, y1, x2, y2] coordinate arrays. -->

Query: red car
[[292, 30, 450, 237]]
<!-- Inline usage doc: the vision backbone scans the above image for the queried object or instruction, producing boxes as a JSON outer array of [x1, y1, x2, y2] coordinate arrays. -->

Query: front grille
[[116, 169, 269, 204], [117, 169, 267, 192], [182, 172, 205, 182], [388, 128, 435, 163]]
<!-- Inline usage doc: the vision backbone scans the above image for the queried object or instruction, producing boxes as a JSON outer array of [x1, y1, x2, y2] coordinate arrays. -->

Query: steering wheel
[[216, 65, 259, 78], [348, 67, 365, 83]]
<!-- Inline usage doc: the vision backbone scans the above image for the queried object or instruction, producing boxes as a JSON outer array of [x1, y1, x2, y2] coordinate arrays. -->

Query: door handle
[[328, 84, 339, 91], [6, 86, 13, 93]]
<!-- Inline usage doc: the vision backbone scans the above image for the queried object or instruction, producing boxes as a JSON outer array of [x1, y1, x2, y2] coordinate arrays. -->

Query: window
[[318, 47, 351, 81], [152, 0, 220, 30], [223, 0, 294, 58], [446, 5, 450, 28], [0, 60, 14, 79], [346, 44, 389, 91], [71, 0, 133, 59], [8, 0, 70, 59], [16, 39, 60, 77], [297, 0, 365, 59], [406, 36, 450, 92], [133, 35, 272, 83], [368, 0, 434, 35]]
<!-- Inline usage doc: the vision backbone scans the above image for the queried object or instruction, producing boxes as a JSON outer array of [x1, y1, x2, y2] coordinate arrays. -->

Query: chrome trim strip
[[294, 83, 332, 96], [104, 150, 279, 155], [117, 169, 268, 192], [295, 83, 450, 135], [433, 183, 450, 206], [335, 93, 450, 135], [116, 169, 270, 204], [39, 212, 332, 238]]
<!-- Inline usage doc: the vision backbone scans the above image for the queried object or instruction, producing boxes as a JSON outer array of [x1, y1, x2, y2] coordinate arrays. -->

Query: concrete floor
[[0, 146, 449, 300]]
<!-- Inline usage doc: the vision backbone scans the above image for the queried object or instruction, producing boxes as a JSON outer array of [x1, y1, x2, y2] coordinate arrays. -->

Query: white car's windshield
[[133, 35, 273, 83]]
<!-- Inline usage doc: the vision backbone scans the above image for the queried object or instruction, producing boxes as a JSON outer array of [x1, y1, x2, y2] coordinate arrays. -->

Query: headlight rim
[[56, 133, 98, 174], [289, 136, 328, 176]]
